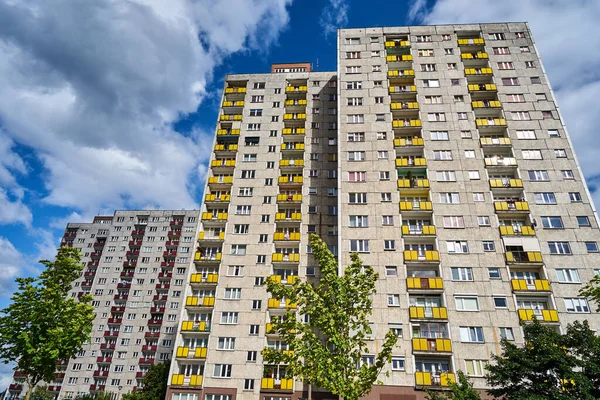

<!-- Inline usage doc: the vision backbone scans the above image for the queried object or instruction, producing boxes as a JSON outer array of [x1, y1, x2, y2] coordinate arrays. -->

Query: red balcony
[[144, 332, 160, 338], [126, 250, 140, 257], [150, 306, 166, 313], [81, 281, 93, 288], [56, 359, 68, 366], [77, 291, 89, 298], [131, 230, 146, 237], [158, 272, 172, 280], [147, 319, 163, 326], [123, 261, 137, 268], [90, 252, 102, 258], [170, 220, 184, 226], [9, 383, 23, 392], [65, 231, 77, 238], [120, 271, 135, 278], [83, 271, 96, 278], [111, 306, 126, 313], [142, 345, 158, 352], [54, 372, 65, 379], [87, 261, 99, 268], [129, 240, 143, 247], [93, 370, 109, 377], [155, 283, 170, 290], [47, 386, 61, 393], [13, 371, 27, 378], [117, 282, 131, 289], [96, 356, 113, 363], [138, 358, 155, 365], [165, 240, 179, 248], [136, 372, 146, 378], [168, 230, 181, 238], [113, 294, 128, 301], [163, 250, 177, 257], [93, 242, 105, 248], [60, 241, 74, 247], [107, 317, 123, 324], [153, 295, 168, 302], [132, 386, 138, 392], [90, 384, 106, 391], [160, 262, 175, 268], [104, 331, 119, 338], [100, 343, 116, 350]]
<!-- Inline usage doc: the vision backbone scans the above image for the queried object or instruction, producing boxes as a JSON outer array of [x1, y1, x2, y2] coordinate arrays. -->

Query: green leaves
[[0, 247, 95, 399], [262, 234, 398, 400], [122, 360, 170, 400], [579, 274, 600, 312], [426, 371, 481, 400]]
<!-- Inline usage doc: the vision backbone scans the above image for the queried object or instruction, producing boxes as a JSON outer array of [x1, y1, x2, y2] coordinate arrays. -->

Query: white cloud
[[320, 0, 349, 38], [0, 0, 293, 217], [0, 237, 22, 297], [413, 0, 600, 209], [0, 188, 32, 227]]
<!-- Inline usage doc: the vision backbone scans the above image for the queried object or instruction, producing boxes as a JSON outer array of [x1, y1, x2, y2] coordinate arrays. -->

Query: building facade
[[7, 22, 600, 400]]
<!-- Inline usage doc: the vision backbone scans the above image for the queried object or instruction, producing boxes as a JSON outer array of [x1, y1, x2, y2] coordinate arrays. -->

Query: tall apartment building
[[6, 22, 600, 400], [7, 210, 201, 400]]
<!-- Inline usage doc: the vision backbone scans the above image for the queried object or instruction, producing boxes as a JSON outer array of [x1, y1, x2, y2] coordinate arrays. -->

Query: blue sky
[[1, 0, 600, 319], [0, 0, 600, 389]]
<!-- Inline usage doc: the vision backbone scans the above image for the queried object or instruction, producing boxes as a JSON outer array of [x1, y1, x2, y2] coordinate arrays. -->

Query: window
[[464, 150, 475, 158], [376, 132, 387, 140], [213, 364, 232, 378], [536, 92, 547, 100], [347, 97, 363, 106], [384, 240, 396, 251], [346, 81, 362, 89], [346, 51, 361, 59], [447, 63, 457, 70], [454, 95, 464, 102], [556, 269, 580, 283], [349, 216, 368, 228], [554, 149, 567, 158], [386, 266, 398, 276], [372, 65, 381, 72], [416, 35, 432, 42], [521, 46, 531, 53], [499, 327, 515, 341], [376, 114, 385, 121], [349, 193, 368, 204], [436, 171, 456, 182], [506, 94, 525, 103], [447, 241, 469, 253], [348, 171, 366, 182], [461, 130, 472, 138], [534, 192, 556, 204], [433, 150, 452, 160], [443, 216, 464, 228], [548, 242, 572, 255], [250, 95, 264, 102], [512, 111, 531, 121], [244, 379, 255, 390], [345, 37, 360, 44], [251, 300, 262, 310], [249, 109, 262, 117], [217, 337, 235, 350], [586, 242, 599, 252], [444, 48, 454, 55], [465, 360, 486, 377], [430, 131, 449, 141], [247, 123, 260, 131], [562, 170, 574, 179], [488, 268, 501, 279], [477, 216, 490, 226], [425, 95, 443, 104], [382, 215, 394, 225], [516, 130, 536, 139], [569, 192, 582, 202], [375, 96, 384, 104], [224, 288, 241, 300], [564, 298, 590, 313], [497, 61, 514, 70], [381, 192, 392, 202], [460, 327, 484, 343], [233, 224, 249, 234], [420, 63, 436, 72], [391, 357, 405, 371], [468, 171, 480, 180], [423, 79, 440, 88], [346, 65, 361, 74], [483, 241, 496, 251], [542, 110, 553, 119], [451, 267, 473, 281], [502, 77, 519, 86], [489, 32, 505, 40], [348, 151, 366, 161], [439, 193, 460, 204], [371, 50, 380, 57], [577, 216, 591, 227], [522, 150, 543, 160], [455, 296, 479, 311], [457, 112, 468, 120], [347, 114, 364, 123], [493, 47, 510, 55], [418, 49, 434, 57], [230, 244, 246, 255], [350, 240, 370, 252], [529, 170, 549, 181], [531, 76, 541, 84], [220, 312, 238, 324], [387, 294, 400, 306], [541, 216, 563, 229], [347, 132, 365, 142]]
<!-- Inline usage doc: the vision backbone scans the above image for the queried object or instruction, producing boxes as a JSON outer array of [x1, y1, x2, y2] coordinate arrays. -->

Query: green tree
[[425, 371, 481, 400], [579, 274, 600, 312], [262, 234, 398, 400], [486, 319, 600, 399], [122, 360, 170, 400], [0, 247, 95, 400], [30, 385, 55, 400], [74, 392, 114, 400]]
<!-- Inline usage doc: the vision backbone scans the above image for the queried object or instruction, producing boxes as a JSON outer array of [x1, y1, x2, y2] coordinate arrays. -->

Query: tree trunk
[[24, 381, 34, 400], [308, 383, 312, 400]]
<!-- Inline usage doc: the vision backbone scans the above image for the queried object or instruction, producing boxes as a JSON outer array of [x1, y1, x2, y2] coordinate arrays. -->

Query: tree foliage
[[262, 234, 398, 400], [579, 274, 600, 312], [425, 371, 481, 400], [74, 392, 114, 400], [122, 360, 170, 400], [30, 385, 55, 400], [486, 319, 600, 400], [0, 247, 95, 400]]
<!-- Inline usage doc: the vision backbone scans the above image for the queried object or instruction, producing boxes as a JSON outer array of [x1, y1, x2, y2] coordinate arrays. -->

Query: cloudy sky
[[0, 0, 599, 387]]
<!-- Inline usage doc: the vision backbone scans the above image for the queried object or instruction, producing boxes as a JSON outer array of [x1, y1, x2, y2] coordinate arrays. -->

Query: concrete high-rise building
[[6, 22, 600, 400]]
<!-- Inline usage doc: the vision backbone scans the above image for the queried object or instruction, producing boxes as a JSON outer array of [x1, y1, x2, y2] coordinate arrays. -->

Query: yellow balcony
[[499, 226, 535, 236], [468, 83, 497, 92], [266, 323, 275, 334], [458, 38, 485, 46], [511, 279, 550, 292], [464, 67, 493, 75], [198, 231, 225, 241], [476, 118, 507, 127], [399, 201, 433, 211], [416, 372, 456, 387], [402, 225, 436, 236], [274, 232, 301, 241], [194, 347, 208, 358], [261, 377, 294, 390], [409, 306, 448, 320], [216, 129, 240, 136], [406, 277, 443, 289], [391, 102, 419, 110], [282, 128, 306, 135], [389, 85, 417, 93], [222, 100, 244, 107], [278, 176, 303, 184], [494, 201, 529, 212], [171, 374, 184, 385], [392, 119, 421, 128], [275, 213, 302, 221], [485, 157, 517, 167], [480, 137, 511, 146], [277, 194, 302, 202], [279, 159, 304, 167], [387, 69, 415, 78], [190, 375, 203, 387], [489, 178, 523, 188], [180, 320, 209, 332], [214, 144, 238, 152], [395, 158, 426, 167], [272, 253, 300, 263], [186, 296, 215, 307], [385, 40, 411, 48], [285, 86, 308, 93], [211, 160, 236, 168], [283, 113, 306, 120], [225, 87, 246, 94], [397, 179, 429, 188], [281, 143, 305, 151], [518, 309, 559, 322], [412, 338, 452, 352], [194, 252, 222, 262], [200, 212, 228, 222], [404, 250, 439, 262], [268, 275, 299, 285], [472, 100, 501, 108], [176, 346, 189, 358], [207, 176, 233, 184], [461, 52, 488, 59], [505, 251, 543, 264], [284, 99, 307, 106], [190, 273, 219, 284], [386, 54, 413, 62], [204, 194, 230, 203], [219, 114, 242, 121], [394, 138, 424, 147]]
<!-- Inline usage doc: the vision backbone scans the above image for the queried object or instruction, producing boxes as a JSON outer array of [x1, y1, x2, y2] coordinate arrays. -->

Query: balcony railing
[[505, 251, 543, 263], [406, 277, 443, 289], [404, 250, 439, 262], [261, 377, 294, 390], [511, 279, 550, 291], [499, 226, 535, 236], [480, 137, 511, 146], [180, 321, 211, 332], [272, 253, 300, 263], [485, 157, 517, 166], [275, 213, 301, 221], [472, 100, 501, 108], [461, 52, 488, 59], [190, 273, 219, 284], [518, 309, 559, 322], [268, 275, 299, 285], [401, 225, 436, 236], [415, 372, 456, 387], [389, 85, 417, 93], [397, 178, 429, 188], [468, 83, 497, 91], [386, 54, 413, 62], [216, 129, 240, 136], [476, 118, 507, 127], [277, 194, 302, 203], [385, 40, 411, 47], [464, 67, 492, 75], [387, 69, 415, 77], [214, 144, 238, 152], [412, 338, 452, 352], [391, 101, 419, 110], [458, 38, 485, 46], [171, 374, 203, 387], [274, 232, 301, 241], [399, 201, 433, 211], [394, 137, 423, 147], [395, 157, 426, 167], [204, 194, 230, 202], [409, 306, 448, 320], [176, 346, 207, 359], [185, 296, 215, 307], [489, 178, 523, 188]]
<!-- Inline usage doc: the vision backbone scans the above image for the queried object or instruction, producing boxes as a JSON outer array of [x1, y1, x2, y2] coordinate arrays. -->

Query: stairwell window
[[350, 240, 370, 252], [493, 47, 510, 55], [346, 51, 361, 59], [522, 150, 542, 159], [428, 113, 446, 122], [502, 77, 519, 86], [347, 81, 362, 89], [506, 94, 525, 103], [443, 217, 465, 228], [497, 62, 514, 70], [348, 171, 366, 182], [347, 114, 364, 123], [447, 241, 469, 253], [489, 32, 505, 40]]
